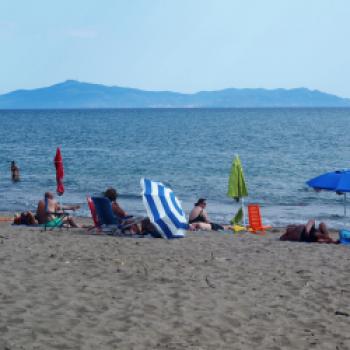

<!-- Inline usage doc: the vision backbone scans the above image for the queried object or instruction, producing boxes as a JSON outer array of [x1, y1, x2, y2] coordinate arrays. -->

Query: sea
[[0, 108, 350, 229]]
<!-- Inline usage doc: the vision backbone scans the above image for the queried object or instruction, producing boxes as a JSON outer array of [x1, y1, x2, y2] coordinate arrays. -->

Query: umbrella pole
[[242, 197, 246, 227], [344, 193, 347, 217], [58, 195, 63, 212]]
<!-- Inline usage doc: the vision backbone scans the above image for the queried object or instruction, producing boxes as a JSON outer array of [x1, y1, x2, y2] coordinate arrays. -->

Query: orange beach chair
[[247, 204, 272, 233]]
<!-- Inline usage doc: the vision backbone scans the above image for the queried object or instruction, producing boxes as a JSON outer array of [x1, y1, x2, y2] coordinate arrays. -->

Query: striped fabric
[[141, 178, 188, 239]]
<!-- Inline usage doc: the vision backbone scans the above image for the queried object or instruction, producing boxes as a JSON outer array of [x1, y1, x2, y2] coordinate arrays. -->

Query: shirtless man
[[36, 192, 80, 228]]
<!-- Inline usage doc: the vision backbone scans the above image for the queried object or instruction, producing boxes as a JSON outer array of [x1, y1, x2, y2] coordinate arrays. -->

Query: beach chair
[[87, 196, 99, 226], [247, 204, 272, 233], [91, 196, 142, 235]]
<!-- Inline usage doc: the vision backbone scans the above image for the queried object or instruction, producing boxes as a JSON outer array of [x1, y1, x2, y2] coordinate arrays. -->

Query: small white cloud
[[67, 28, 98, 39]]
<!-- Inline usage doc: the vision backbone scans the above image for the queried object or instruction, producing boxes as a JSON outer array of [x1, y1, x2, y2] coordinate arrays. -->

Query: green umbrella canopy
[[227, 155, 248, 199]]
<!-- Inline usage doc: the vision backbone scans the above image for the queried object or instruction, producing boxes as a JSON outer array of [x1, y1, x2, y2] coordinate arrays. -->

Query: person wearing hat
[[189, 198, 225, 231]]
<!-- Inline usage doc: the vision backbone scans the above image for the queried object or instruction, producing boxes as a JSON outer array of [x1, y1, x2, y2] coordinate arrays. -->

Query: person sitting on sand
[[36, 192, 81, 228], [10, 161, 20, 182], [280, 219, 339, 244], [189, 198, 226, 231], [103, 188, 159, 235]]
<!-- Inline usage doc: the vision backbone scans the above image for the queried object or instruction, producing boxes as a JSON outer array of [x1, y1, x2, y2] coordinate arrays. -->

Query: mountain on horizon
[[0, 80, 349, 109]]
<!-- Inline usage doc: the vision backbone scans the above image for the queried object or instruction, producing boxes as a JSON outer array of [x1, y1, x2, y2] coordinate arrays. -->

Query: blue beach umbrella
[[141, 178, 188, 239], [306, 170, 350, 216]]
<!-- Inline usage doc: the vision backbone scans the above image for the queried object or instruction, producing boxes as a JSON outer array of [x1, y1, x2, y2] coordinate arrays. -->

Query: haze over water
[[0, 108, 350, 228]]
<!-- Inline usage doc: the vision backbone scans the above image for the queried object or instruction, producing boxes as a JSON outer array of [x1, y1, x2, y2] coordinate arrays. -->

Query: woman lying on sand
[[280, 219, 339, 244]]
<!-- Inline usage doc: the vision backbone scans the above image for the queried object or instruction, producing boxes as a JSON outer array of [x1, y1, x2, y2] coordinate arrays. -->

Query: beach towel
[[339, 230, 350, 245]]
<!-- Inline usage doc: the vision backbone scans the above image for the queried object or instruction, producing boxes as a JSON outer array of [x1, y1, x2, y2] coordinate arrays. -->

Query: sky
[[0, 0, 350, 97]]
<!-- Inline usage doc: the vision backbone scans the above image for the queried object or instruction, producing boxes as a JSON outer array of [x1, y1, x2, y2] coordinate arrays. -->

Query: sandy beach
[[0, 220, 349, 350]]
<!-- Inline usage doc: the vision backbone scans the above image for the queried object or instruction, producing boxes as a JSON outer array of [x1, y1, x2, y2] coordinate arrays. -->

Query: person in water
[[189, 198, 226, 231], [103, 188, 159, 235], [280, 219, 339, 244], [10, 161, 20, 182], [36, 192, 81, 228]]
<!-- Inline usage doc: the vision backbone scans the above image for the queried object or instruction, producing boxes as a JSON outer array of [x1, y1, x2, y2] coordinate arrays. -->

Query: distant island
[[0, 80, 350, 109]]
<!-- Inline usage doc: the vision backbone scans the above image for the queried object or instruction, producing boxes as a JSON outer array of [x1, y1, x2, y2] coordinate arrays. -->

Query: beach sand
[[0, 221, 349, 350]]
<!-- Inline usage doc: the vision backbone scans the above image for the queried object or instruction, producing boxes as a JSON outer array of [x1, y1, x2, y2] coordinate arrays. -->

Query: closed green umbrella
[[227, 154, 248, 226]]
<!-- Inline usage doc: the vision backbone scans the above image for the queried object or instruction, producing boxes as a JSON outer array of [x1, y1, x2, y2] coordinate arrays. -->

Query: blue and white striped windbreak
[[141, 178, 189, 239]]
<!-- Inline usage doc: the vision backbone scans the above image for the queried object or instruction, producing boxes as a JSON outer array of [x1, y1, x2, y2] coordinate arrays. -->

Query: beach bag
[[339, 230, 350, 245]]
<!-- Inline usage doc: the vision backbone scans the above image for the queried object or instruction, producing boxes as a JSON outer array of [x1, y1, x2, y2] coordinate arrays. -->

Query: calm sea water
[[0, 108, 350, 228]]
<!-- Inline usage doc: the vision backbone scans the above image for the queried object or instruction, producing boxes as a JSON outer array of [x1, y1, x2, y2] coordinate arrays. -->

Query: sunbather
[[280, 219, 339, 243], [36, 192, 80, 228], [103, 188, 129, 218], [103, 187, 158, 235], [189, 198, 227, 231]]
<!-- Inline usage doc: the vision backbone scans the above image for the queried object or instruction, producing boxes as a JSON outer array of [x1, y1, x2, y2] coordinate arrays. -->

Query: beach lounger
[[247, 204, 272, 233], [90, 196, 142, 235]]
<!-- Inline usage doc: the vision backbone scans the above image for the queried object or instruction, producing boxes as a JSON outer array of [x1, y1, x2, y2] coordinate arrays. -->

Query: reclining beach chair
[[90, 196, 142, 235], [87, 196, 99, 226], [247, 204, 272, 234]]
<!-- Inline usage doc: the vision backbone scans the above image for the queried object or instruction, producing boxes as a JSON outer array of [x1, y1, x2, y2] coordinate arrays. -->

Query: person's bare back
[[36, 192, 80, 228]]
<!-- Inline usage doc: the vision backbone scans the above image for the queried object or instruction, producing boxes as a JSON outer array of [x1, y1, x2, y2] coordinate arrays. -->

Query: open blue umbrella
[[306, 170, 350, 216], [141, 178, 188, 239]]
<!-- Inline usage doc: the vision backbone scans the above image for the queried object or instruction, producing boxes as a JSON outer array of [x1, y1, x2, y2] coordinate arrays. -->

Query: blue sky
[[1, 0, 349, 97]]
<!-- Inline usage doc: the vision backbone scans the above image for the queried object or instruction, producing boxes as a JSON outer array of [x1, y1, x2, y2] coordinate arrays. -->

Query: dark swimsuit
[[300, 224, 317, 242], [189, 209, 224, 231]]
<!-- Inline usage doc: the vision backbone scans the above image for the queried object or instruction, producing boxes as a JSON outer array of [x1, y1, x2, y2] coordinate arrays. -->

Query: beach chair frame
[[247, 204, 272, 234], [89, 196, 142, 235]]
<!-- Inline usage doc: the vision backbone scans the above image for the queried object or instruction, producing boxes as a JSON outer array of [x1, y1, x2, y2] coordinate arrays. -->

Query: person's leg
[[129, 223, 142, 234], [188, 223, 198, 231], [141, 218, 157, 233], [64, 216, 80, 228], [305, 219, 316, 234], [195, 222, 212, 231], [316, 222, 338, 243], [26, 211, 37, 225], [318, 222, 329, 235]]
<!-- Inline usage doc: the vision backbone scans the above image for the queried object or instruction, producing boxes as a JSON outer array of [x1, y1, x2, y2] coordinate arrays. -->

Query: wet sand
[[0, 221, 349, 350]]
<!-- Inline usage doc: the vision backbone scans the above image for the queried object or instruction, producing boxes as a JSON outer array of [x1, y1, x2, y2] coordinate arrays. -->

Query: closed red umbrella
[[54, 147, 64, 196]]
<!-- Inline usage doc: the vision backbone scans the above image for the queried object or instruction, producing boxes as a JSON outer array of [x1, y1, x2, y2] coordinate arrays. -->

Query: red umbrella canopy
[[54, 147, 64, 196]]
